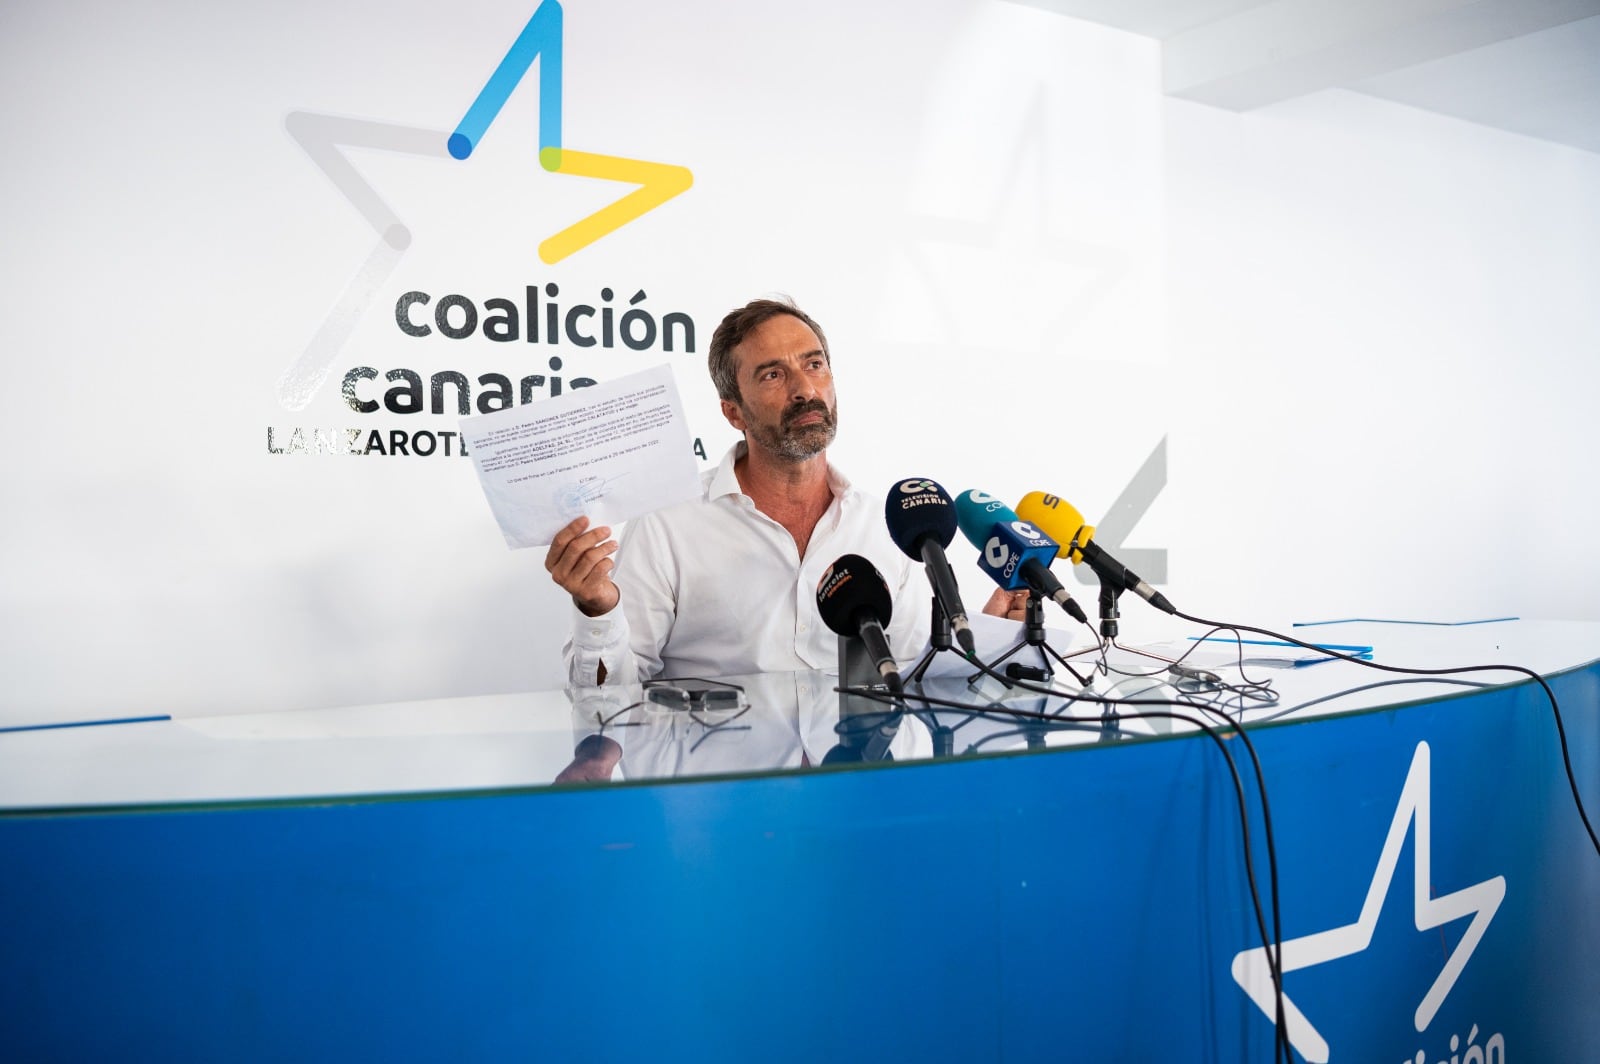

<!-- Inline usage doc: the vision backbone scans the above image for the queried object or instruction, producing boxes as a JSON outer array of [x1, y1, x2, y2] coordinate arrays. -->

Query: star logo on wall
[[277, 0, 691, 411]]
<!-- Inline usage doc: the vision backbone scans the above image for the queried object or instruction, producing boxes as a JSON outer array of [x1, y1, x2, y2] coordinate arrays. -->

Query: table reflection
[[556, 668, 1179, 785]]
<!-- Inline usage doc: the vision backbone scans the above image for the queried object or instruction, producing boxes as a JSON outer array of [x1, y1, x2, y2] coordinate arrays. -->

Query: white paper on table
[[460, 364, 702, 549]]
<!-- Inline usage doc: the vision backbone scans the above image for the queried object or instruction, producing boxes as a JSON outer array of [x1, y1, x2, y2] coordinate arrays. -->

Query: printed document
[[461, 364, 701, 548]]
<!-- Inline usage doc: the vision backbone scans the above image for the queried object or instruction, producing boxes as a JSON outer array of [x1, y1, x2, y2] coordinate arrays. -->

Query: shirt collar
[[708, 441, 851, 503]]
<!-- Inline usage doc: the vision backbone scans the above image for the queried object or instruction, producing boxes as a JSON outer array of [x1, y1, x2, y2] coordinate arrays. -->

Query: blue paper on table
[[1189, 636, 1373, 668]]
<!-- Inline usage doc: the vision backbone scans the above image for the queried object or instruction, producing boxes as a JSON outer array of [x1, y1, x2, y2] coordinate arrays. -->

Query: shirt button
[[798, 622, 808, 632]]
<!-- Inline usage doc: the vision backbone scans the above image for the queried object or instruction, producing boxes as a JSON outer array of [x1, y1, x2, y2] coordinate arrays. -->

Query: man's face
[[721, 313, 837, 462]]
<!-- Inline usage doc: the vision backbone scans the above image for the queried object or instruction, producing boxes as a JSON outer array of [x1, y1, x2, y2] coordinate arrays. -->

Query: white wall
[[1164, 90, 1600, 628], [2, 0, 1595, 723]]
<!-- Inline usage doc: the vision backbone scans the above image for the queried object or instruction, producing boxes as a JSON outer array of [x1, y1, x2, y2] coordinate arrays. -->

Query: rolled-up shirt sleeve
[[563, 602, 633, 687], [560, 512, 679, 687]]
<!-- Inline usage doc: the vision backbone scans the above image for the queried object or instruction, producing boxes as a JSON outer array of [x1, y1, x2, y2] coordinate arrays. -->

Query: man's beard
[[746, 398, 837, 462]]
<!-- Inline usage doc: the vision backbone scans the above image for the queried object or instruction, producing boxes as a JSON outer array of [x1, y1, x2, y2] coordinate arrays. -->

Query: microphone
[[884, 478, 977, 656], [952, 491, 1089, 624], [1015, 492, 1175, 615], [816, 554, 903, 691]]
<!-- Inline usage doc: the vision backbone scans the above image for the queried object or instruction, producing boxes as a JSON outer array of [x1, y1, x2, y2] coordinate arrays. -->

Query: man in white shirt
[[547, 294, 928, 684], [544, 297, 1021, 689]]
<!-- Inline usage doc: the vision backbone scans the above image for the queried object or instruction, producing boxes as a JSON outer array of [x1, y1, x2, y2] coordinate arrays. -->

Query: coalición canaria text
[[394, 284, 695, 350]]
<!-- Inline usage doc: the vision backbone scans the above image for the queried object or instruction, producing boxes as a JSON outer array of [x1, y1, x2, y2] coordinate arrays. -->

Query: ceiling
[[1010, 0, 1600, 154]]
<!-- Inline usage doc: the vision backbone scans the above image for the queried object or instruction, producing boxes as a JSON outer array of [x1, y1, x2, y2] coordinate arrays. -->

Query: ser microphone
[[952, 490, 1089, 625], [1015, 492, 1175, 615], [884, 478, 977, 656], [816, 554, 903, 692]]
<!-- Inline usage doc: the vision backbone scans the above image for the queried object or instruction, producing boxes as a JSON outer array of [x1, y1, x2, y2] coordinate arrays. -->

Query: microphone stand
[[908, 595, 968, 683], [974, 595, 1089, 688], [905, 597, 983, 757], [1098, 579, 1180, 666], [827, 634, 903, 763]]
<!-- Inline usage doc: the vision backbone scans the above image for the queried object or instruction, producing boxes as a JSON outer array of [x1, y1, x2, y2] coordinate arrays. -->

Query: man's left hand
[[983, 587, 1031, 622]]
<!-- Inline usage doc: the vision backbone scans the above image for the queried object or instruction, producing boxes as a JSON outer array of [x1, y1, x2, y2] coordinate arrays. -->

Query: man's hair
[[707, 297, 831, 404]]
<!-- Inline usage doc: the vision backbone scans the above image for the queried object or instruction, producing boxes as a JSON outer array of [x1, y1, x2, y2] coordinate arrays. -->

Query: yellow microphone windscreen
[[1016, 491, 1096, 564]]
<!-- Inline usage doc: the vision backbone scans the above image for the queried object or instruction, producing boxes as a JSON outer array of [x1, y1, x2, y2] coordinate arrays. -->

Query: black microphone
[[816, 554, 903, 692], [884, 478, 977, 656]]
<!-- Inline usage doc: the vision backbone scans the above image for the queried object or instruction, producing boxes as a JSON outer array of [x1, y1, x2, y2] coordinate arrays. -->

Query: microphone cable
[[956, 650, 1289, 1064], [1255, 675, 1495, 726], [1087, 631, 1282, 712], [1175, 610, 1600, 860], [843, 658, 1292, 1064], [1059, 635, 1290, 1057]]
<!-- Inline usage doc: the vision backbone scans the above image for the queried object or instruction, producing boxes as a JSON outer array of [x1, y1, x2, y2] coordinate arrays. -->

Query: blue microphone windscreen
[[953, 490, 1018, 550]]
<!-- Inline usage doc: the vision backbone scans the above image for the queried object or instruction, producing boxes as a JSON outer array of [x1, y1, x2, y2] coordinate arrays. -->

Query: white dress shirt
[[564, 442, 928, 686]]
